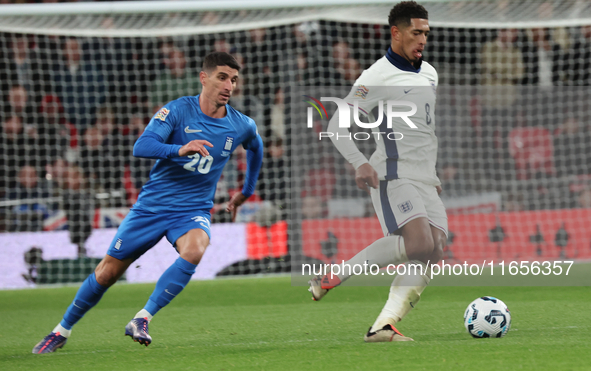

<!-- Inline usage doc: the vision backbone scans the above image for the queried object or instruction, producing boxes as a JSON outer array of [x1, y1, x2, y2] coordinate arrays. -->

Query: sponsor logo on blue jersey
[[184, 126, 202, 134]]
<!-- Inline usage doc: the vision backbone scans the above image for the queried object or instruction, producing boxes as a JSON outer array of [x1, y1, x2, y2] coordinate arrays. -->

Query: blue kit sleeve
[[133, 131, 183, 159], [241, 134, 264, 198]]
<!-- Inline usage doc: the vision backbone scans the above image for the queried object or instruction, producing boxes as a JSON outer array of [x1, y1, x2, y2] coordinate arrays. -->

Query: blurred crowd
[[1, 17, 591, 241], [431, 24, 591, 213]]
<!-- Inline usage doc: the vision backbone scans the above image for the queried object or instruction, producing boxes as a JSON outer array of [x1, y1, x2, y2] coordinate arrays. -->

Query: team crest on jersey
[[353, 85, 369, 99], [398, 201, 413, 214], [154, 107, 170, 121], [429, 80, 437, 95], [222, 136, 234, 157]]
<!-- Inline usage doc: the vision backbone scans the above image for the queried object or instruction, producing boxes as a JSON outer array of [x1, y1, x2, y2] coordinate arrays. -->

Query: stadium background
[[1, 0, 591, 288]]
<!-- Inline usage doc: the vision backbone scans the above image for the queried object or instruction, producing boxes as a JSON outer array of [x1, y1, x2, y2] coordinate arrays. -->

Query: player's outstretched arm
[[226, 134, 263, 221], [133, 131, 184, 159], [133, 131, 213, 159]]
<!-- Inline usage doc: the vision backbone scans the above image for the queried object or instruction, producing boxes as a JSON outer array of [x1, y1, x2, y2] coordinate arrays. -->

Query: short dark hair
[[388, 1, 428, 29], [202, 52, 241, 73]]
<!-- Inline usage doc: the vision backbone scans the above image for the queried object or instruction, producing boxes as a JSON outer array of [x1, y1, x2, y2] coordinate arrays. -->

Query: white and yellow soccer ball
[[464, 296, 511, 338]]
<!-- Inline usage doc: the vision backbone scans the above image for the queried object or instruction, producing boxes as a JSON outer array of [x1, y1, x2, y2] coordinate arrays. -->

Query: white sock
[[134, 309, 153, 321], [337, 235, 408, 282], [52, 323, 72, 338], [370, 260, 431, 332]]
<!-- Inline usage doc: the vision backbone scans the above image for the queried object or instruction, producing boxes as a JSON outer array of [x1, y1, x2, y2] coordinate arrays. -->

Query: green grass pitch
[[1, 276, 590, 370]]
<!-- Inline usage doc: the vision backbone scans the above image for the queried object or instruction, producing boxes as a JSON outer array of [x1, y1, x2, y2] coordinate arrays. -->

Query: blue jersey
[[133, 95, 260, 213]]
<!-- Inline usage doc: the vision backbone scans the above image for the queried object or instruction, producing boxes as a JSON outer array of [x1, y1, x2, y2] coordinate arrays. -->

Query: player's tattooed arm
[[178, 140, 214, 157]]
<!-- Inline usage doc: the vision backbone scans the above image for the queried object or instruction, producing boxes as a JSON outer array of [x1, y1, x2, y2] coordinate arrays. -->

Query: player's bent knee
[[180, 245, 207, 265], [416, 234, 435, 255], [95, 265, 121, 287], [435, 235, 446, 253], [406, 235, 435, 262], [426, 230, 446, 264], [429, 245, 444, 264], [177, 228, 210, 265], [94, 256, 129, 287]]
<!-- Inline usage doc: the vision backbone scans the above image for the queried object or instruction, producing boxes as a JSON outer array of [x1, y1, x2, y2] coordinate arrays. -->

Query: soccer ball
[[464, 296, 511, 338]]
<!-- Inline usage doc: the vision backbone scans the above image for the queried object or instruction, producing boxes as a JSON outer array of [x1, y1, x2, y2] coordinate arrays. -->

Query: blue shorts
[[106, 208, 212, 261]]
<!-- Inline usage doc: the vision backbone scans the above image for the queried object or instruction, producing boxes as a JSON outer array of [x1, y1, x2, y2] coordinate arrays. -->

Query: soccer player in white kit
[[309, 1, 447, 342]]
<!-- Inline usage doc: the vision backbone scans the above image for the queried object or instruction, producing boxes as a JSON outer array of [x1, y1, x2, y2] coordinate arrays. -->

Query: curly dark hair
[[388, 1, 429, 28]]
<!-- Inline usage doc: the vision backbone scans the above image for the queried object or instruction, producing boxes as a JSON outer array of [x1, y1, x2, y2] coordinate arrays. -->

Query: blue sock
[[143, 257, 196, 317], [60, 273, 108, 330]]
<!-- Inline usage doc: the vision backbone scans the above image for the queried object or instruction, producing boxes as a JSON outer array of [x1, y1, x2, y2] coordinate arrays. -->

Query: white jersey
[[328, 49, 440, 186]]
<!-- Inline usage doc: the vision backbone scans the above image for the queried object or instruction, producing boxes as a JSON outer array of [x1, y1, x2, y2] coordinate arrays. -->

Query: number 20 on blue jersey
[[183, 154, 214, 174]]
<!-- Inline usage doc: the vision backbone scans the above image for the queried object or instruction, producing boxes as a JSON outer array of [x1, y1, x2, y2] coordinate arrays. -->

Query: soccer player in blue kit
[[33, 52, 263, 353]]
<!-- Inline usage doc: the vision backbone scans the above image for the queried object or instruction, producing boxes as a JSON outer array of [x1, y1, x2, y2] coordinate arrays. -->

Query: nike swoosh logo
[[404, 89, 412, 94], [409, 301, 414, 308], [165, 289, 177, 297], [185, 126, 202, 133], [73, 302, 83, 309]]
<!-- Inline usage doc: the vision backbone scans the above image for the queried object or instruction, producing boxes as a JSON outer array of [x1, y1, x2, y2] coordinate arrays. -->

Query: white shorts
[[370, 178, 448, 237]]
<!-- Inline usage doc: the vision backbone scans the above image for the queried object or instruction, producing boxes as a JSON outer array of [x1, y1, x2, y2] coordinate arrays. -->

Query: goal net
[[1, 0, 591, 288]]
